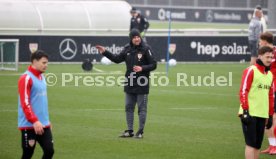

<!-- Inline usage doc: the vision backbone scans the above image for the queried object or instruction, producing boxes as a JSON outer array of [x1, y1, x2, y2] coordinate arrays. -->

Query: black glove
[[266, 115, 273, 129], [241, 110, 251, 125]]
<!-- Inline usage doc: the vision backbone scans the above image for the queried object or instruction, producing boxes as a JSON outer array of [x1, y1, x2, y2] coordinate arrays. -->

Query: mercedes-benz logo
[[206, 10, 214, 23], [59, 38, 77, 60]]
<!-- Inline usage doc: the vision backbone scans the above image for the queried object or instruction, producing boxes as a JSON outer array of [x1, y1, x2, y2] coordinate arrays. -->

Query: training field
[[0, 63, 275, 159]]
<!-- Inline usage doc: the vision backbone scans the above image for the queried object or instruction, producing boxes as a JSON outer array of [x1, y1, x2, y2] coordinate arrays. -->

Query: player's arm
[[96, 45, 126, 63], [239, 67, 254, 110], [18, 74, 38, 123], [18, 74, 44, 134], [265, 82, 274, 129], [138, 47, 157, 72], [269, 83, 274, 116], [142, 16, 149, 30], [130, 18, 134, 31]]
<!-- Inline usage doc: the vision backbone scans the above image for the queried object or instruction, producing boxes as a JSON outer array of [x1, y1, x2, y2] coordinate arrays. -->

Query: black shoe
[[134, 129, 143, 139], [119, 130, 134, 138]]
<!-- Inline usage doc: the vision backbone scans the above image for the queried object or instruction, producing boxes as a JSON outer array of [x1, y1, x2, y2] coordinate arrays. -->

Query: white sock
[[274, 138, 276, 146], [269, 138, 276, 146]]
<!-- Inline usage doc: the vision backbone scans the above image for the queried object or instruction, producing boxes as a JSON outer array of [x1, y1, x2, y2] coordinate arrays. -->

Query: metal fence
[[125, 0, 268, 9]]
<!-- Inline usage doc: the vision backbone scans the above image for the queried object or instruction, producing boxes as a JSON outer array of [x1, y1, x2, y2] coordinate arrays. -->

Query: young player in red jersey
[[239, 46, 274, 159], [259, 32, 276, 155], [18, 50, 54, 159]]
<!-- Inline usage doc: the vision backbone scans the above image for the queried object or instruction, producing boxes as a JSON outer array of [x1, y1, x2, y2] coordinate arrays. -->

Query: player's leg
[[254, 117, 266, 159], [36, 128, 54, 159], [21, 129, 37, 159], [141, 32, 147, 43], [268, 113, 276, 154], [250, 57, 257, 65], [245, 145, 255, 159], [241, 117, 258, 159], [261, 92, 276, 154], [261, 129, 274, 153], [261, 114, 276, 154], [270, 95, 276, 155], [249, 40, 258, 65], [135, 94, 148, 138], [120, 93, 136, 137]]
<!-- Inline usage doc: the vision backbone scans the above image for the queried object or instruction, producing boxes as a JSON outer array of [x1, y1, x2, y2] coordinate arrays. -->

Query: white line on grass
[[0, 109, 17, 112], [0, 71, 166, 76], [151, 72, 166, 75], [79, 108, 124, 111], [94, 108, 124, 111], [70, 72, 123, 75], [92, 67, 104, 72], [185, 91, 236, 97], [158, 89, 237, 97], [169, 107, 218, 110], [0, 73, 21, 76], [0, 86, 17, 88]]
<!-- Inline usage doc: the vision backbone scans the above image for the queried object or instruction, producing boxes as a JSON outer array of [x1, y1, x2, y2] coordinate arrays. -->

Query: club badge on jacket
[[137, 53, 142, 61]]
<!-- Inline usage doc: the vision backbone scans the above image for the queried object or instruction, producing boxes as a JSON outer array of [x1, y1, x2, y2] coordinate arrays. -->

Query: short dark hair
[[258, 46, 273, 55], [31, 50, 48, 62], [260, 32, 274, 44], [255, 5, 262, 10], [130, 7, 137, 13]]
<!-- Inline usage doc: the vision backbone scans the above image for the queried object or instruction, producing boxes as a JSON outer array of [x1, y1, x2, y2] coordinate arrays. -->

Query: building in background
[[125, 0, 268, 9]]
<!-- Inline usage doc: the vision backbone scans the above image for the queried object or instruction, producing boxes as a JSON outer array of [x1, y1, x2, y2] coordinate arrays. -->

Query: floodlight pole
[[166, 11, 172, 76]]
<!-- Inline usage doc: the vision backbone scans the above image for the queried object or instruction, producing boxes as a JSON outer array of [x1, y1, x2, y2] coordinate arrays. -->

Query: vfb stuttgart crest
[[137, 53, 142, 61], [169, 43, 176, 55], [29, 43, 38, 53]]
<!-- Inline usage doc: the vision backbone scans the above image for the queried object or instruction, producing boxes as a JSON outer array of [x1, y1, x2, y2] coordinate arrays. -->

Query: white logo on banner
[[190, 41, 249, 58], [59, 38, 77, 60], [29, 43, 38, 53], [206, 10, 214, 22], [158, 8, 166, 20]]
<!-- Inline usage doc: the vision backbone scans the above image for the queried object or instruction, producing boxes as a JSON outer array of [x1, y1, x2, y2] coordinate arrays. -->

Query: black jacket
[[103, 41, 157, 94], [130, 14, 150, 33]]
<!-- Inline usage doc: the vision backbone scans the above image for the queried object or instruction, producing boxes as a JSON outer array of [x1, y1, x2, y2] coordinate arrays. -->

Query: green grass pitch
[[0, 63, 275, 159]]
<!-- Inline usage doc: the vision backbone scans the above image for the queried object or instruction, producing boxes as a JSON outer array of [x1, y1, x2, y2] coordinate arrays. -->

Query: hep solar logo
[[190, 41, 220, 58], [190, 41, 248, 58]]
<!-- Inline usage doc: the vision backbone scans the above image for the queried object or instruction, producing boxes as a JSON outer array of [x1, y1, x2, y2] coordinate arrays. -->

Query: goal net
[[0, 39, 19, 71]]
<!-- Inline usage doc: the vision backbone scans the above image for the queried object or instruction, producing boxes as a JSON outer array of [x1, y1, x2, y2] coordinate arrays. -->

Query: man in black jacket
[[96, 29, 157, 138], [130, 7, 149, 38]]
